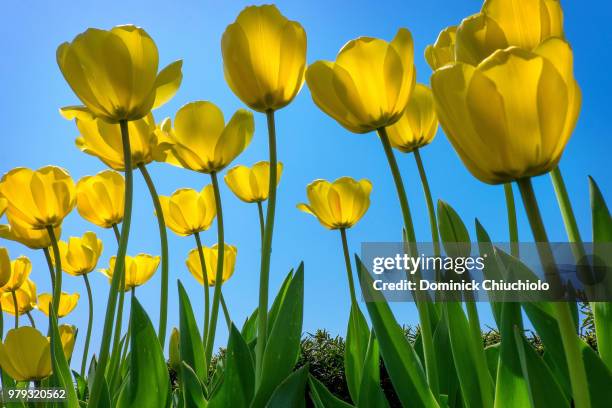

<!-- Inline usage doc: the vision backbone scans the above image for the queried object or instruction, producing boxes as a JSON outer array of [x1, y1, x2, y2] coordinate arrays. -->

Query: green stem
[[550, 167, 585, 248], [81, 274, 94, 377], [89, 119, 133, 407], [340, 228, 358, 308], [46, 226, 62, 315], [220, 291, 231, 329], [43, 248, 55, 290], [138, 163, 169, 348], [517, 177, 591, 408], [112, 224, 121, 242], [504, 183, 520, 257], [11, 291, 18, 328], [205, 171, 225, 365], [194, 231, 210, 358], [257, 201, 265, 242], [255, 109, 279, 384], [378, 127, 439, 399], [413, 149, 440, 257], [108, 224, 126, 380], [26, 311, 35, 328]]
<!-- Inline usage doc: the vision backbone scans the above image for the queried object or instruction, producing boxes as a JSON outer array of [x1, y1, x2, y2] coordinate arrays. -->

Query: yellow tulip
[[306, 29, 415, 133], [37, 292, 80, 318], [59, 324, 77, 360], [101, 254, 159, 291], [424, 26, 457, 70], [0, 198, 6, 218], [224, 162, 283, 203], [0, 327, 52, 381], [0, 214, 61, 250], [57, 25, 182, 123], [455, 0, 563, 66], [385, 84, 438, 153], [0, 248, 11, 288], [52, 232, 103, 276], [155, 101, 254, 173], [0, 255, 31, 293], [0, 166, 75, 230], [221, 5, 307, 112], [431, 38, 580, 184], [1, 279, 36, 315], [159, 185, 216, 236], [71, 113, 161, 171], [76, 170, 125, 228], [186, 243, 237, 286], [297, 177, 372, 229]]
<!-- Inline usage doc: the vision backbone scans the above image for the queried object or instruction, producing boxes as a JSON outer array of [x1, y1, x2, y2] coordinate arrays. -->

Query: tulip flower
[[431, 38, 581, 184], [424, 26, 457, 70], [76, 171, 125, 229], [297, 177, 372, 229], [57, 25, 182, 123], [455, 0, 563, 66], [0, 327, 52, 381], [37, 292, 79, 318], [1, 279, 36, 316], [158, 185, 216, 236], [0, 255, 31, 293], [225, 162, 284, 203], [70, 113, 162, 171], [0, 248, 11, 288], [156, 101, 254, 173], [385, 84, 438, 153], [59, 324, 77, 360], [221, 5, 307, 112], [186, 243, 237, 286], [101, 254, 160, 292], [50, 232, 103, 276], [0, 166, 75, 230], [0, 214, 62, 250], [306, 29, 415, 133]]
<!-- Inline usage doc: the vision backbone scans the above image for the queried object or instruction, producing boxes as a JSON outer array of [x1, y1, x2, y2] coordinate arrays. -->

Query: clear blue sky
[[1, 0, 610, 368]]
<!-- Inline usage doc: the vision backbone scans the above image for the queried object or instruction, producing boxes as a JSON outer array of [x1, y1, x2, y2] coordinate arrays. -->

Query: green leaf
[[87, 357, 111, 408], [48, 307, 79, 408], [484, 344, 499, 383], [590, 176, 612, 242], [178, 280, 207, 381], [344, 303, 369, 403], [356, 257, 438, 408], [512, 326, 569, 408], [475, 219, 502, 326], [308, 376, 354, 408], [1, 370, 25, 408], [252, 263, 304, 407], [432, 316, 459, 407], [357, 330, 389, 408], [581, 338, 612, 408], [265, 365, 309, 408], [180, 362, 207, 408], [241, 307, 259, 344], [208, 324, 254, 408], [116, 297, 170, 408], [72, 370, 88, 402], [267, 269, 294, 337], [437, 200, 471, 258]]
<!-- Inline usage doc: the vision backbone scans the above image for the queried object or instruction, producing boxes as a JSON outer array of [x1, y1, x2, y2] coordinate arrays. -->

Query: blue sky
[[1, 0, 610, 368]]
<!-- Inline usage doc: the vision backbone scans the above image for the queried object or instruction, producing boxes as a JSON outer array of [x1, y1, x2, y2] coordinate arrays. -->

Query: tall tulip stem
[[90, 119, 134, 407], [46, 226, 63, 315], [257, 201, 265, 242], [43, 248, 56, 290], [205, 171, 225, 365], [10, 291, 18, 328], [413, 148, 441, 262], [112, 224, 121, 242], [378, 127, 439, 399], [81, 274, 94, 377], [138, 163, 169, 347], [550, 167, 585, 248], [517, 177, 590, 408], [194, 231, 210, 354], [26, 311, 35, 328], [255, 109, 279, 384], [504, 183, 519, 257], [340, 228, 358, 308]]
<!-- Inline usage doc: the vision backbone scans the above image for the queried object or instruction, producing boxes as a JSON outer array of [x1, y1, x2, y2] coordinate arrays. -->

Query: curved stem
[[255, 109, 279, 384], [206, 171, 225, 365], [89, 119, 133, 406], [194, 231, 210, 356], [11, 291, 18, 328], [378, 127, 438, 400], [504, 183, 520, 257], [339, 228, 358, 308], [517, 177, 591, 408], [108, 224, 125, 380], [46, 226, 62, 314], [256, 201, 265, 242], [112, 224, 121, 243], [26, 311, 36, 328], [43, 248, 55, 290], [220, 291, 231, 329], [550, 167, 584, 247], [138, 163, 169, 347], [81, 274, 94, 377]]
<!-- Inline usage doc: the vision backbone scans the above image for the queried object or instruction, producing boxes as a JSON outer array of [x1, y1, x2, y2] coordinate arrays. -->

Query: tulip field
[[0, 0, 611, 407]]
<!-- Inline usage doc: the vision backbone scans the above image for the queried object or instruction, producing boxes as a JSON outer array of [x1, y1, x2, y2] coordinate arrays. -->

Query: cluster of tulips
[[0, 0, 610, 407]]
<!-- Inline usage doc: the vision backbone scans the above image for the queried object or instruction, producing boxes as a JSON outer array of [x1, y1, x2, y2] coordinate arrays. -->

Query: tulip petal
[[152, 60, 183, 109]]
